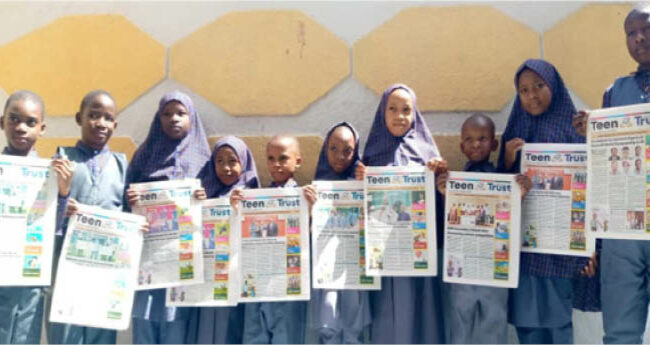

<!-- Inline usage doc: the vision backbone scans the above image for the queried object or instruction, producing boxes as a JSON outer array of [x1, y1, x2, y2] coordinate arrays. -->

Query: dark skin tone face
[[460, 122, 497, 163], [160, 101, 191, 140], [76, 94, 117, 150], [326, 126, 356, 174], [214, 146, 242, 186], [626, 10, 650, 69], [266, 136, 301, 185], [0, 99, 45, 155]]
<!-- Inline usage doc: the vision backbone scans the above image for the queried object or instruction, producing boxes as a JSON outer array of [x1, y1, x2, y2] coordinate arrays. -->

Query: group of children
[[3, 4, 650, 345]]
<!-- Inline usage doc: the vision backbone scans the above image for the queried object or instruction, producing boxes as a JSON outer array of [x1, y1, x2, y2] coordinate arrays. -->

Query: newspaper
[[131, 179, 204, 290], [49, 204, 145, 330], [235, 188, 310, 302], [0, 154, 57, 286], [443, 172, 521, 288], [364, 166, 437, 277], [520, 144, 591, 256], [587, 103, 650, 240], [311, 181, 380, 290], [166, 198, 239, 307]]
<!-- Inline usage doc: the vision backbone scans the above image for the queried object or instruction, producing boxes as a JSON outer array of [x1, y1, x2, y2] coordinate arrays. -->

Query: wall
[[0, 2, 642, 343]]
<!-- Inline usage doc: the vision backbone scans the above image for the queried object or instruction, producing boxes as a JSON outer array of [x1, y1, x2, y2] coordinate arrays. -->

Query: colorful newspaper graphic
[[312, 181, 380, 290], [235, 188, 310, 302], [0, 154, 57, 286], [521, 144, 591, 256], [444, 172, 521, 288], [131, 179, 204, 290], [166, 198, 239, 307], [364, 166, 437, 277], [587, 103, 650, 240], [49, 204, 145, 330]]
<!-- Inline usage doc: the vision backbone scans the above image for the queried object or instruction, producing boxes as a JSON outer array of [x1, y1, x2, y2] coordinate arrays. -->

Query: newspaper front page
[[521, 144, 591, 256], [235, 188, 310, 302], [587, 103, 650, 240], [49, 204, 145, 330], [443, 172, 521, 288], [166, 198, 239, 307], [0, 154, 57, 286], [131, 179, 204, 290], [364, 166, 437, 277], [311, 181, 380, 290]]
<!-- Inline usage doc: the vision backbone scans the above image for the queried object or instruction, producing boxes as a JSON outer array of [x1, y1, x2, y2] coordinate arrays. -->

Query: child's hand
[[355, 162, 366, 181], [194, 188, 207, 200], [515, 174, 532, 198], [230, 188, 244, 210], [126, 188, 140, 208], [504, 138, 525, 171], [52, 159, 74, 197], [436, 172, 449, 195], [427, 158, 448, 174], [303, 184, 317, 212], [581, 251, 598, 277], [65, 198, 79, 218], [139, 223, 150, 233], [572, 110, 589, 137]]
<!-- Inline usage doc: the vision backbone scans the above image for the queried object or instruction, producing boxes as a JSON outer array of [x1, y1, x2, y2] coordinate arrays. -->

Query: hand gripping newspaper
[[130, 179, 204, 290], [443, 172, 521, 288], [311, 181, 380, 290], [587, 103, 650, 240], [166, 198, 239, 307], [0, 154, 57, 286], [364, 166, 437, 277], [520, 144, 591, 256], [234, 188, 310, 302], [49, 204, 145, 330]]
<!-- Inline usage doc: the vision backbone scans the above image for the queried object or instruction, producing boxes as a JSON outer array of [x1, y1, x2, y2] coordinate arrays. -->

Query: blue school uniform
[[127, 91, 211, 344], [362, 84, 445, 344], [599, 69, 650, 344], [309, 122, 371, 344], [188, 136, 259, 344], [499, 59, 599, 344], [0, 147, 44, 344], [242, 178, 308, 344], [444, 160, 509, 344], [47, 141, 127, 344]]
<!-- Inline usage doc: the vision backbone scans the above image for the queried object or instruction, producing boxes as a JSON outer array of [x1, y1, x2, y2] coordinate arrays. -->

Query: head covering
[[198, 136, 259, 198], [498, 59, 583, 171], [362, 84, 440, 166], [314, 122, 360, 181], [128, 91, 211, 183]]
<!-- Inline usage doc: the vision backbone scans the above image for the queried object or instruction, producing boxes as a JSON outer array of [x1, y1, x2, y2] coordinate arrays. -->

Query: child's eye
[[27, 119, 37, 127], [329, 145, 337, 152], [9, 115, 19, 124]]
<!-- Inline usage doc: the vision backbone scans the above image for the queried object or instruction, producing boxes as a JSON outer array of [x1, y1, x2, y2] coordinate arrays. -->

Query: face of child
[[385, 88, 414, 137], [626, 12, 650, 68], [517, 69, 552, 116], [0, 99, 45, 155], [267, 140, 301, 185], [326, 126, 356, 174], [460, 123, 497, 163], [160, 101, 191, 140], [76, 94, 117, 150], [214, 146, 242, 186]]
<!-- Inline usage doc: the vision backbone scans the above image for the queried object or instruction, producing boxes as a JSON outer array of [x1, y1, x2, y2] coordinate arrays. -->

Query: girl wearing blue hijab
[[499, 59, 599, 344], [310, 122, 371, 344], [188, 136, 259, 344], [126, 91, 211, 344], [357, 84, 447, 344]]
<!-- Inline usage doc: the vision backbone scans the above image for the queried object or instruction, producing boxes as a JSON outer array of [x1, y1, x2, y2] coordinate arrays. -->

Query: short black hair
[[79, 90, 115, 112], [3, 90, 45, 120], [461, 113, 495, 137], [625, 4, 650, 27]]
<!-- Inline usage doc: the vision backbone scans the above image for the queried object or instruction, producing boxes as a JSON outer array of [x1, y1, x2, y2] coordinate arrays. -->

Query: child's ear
[[39, 122, 46, 136], [75, 112, 82, 126], [491, 138, 499, 152], [295, 155, 302, 168]]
